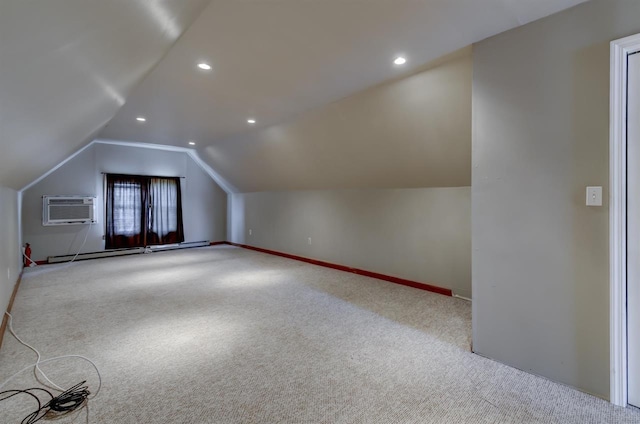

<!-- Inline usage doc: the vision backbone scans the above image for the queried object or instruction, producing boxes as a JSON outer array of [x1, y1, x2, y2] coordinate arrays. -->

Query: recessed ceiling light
[[247, 119, 256, 124], [394, 56, 407, 66], [188, 141, 196, 146], [197, 63, 212, 71], [136, 116, 146, 122]]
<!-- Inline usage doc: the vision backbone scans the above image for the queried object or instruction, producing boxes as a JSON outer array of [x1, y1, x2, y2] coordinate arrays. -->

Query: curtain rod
[[101, 173, 185, 178]]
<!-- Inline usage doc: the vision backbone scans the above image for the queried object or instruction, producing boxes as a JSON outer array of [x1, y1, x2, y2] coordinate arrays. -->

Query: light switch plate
[[586, 186, 603, 206]]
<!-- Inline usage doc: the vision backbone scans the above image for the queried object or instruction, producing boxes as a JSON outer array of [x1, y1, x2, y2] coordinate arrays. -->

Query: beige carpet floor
[[0, 245, 638, 423]]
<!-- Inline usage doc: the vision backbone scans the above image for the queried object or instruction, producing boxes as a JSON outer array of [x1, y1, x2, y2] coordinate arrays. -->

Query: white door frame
[[611, 33, 640, 407]]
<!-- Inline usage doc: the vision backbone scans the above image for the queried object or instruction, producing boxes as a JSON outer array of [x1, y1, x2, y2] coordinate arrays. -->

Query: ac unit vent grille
[[49, 198, 87, 205], [43, 196, 97, 226], [49, 205, 92, 220]]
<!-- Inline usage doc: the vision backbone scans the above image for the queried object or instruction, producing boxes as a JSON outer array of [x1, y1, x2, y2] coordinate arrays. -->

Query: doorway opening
[[610, 32, 640, 407]]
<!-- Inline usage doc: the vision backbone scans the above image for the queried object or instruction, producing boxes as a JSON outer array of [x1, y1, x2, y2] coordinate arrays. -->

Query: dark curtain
[[105, 174, 184, 249], [106, 175, 147, 249], [147, 177, 184, 245]]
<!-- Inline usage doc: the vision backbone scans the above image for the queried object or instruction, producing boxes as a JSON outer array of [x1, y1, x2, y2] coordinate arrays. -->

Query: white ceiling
[[100, 0, 588, 147], [0, 0, 211, 190], [200, 47, 474, 193], [0, 0, 588, 191]]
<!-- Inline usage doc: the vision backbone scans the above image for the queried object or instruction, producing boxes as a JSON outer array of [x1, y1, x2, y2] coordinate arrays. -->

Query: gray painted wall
[[472, 0, 640, 399], [0, 186, 20, 313], [230, 188, 471, 298], [22, 143, 227, 261]]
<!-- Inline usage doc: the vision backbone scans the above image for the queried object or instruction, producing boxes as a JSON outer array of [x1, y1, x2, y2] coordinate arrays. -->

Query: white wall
[[22, 143, 227, 261], [230, 188, 471, 297], [472, 0, 640, 399], [0, 186, 20, 313]]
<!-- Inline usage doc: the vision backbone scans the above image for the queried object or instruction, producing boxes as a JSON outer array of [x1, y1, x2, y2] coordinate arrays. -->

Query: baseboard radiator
[[46, 241, 210, 263]]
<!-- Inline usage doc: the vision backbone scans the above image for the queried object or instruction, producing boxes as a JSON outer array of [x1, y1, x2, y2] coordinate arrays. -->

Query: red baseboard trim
[[0, 271, 23, 349], [209, 241, 229, 246], [224, 242, 451, 297]]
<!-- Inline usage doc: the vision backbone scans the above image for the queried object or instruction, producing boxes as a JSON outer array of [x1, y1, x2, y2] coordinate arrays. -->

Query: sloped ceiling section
[[208, 48, 474, 192], [0, 0, 211, 190], [99, 0, 588, 192], [3, 0, 589, 192]]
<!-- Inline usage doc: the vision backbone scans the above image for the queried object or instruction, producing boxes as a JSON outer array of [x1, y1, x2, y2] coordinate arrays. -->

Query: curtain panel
[[147, 177, 184, 246]]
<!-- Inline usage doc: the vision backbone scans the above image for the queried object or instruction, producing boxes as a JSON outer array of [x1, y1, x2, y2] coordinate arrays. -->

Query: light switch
[[586, 186, 602, 206]]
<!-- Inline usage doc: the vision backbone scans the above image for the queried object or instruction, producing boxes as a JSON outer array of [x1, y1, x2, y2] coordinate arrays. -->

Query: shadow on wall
[[570, 32, 614, 398], [230, 194, 245, 244], [228, 188, 472, 299]]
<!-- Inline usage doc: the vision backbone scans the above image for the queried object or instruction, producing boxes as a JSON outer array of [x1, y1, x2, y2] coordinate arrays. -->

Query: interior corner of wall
[[186, 151, 236, 194]]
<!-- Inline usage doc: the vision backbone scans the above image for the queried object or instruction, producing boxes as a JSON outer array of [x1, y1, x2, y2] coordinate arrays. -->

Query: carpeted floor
[[0, 246, 638, 423]]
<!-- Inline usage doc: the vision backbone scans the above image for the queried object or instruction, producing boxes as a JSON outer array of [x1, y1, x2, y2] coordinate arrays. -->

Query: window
[[105, 174, 184, 249], [112, 181, 142, 236]]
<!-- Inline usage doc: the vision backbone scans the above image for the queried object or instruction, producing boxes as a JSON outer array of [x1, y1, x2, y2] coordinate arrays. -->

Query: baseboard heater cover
[[48, 247, 145, 263], [47, 241, 210, 263], [148, 241, 210, 252]]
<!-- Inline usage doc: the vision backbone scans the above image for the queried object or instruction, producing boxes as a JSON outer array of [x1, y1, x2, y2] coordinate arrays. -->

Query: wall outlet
[[249, 229, 252, 236], [308, 237, 312, 245], [7, 268, 10, 280]]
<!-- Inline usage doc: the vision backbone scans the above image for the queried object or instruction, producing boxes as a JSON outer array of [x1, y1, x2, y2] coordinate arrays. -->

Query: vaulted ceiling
[[0, 0, 211, 190], [0, 0, 588, 192]]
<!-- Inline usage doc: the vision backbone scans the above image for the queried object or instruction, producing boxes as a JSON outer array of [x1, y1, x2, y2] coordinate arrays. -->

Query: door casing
[[610, 32, 640, 407]]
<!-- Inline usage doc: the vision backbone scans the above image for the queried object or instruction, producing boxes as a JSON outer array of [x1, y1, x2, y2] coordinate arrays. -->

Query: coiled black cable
[[0, 381, 90, 424]]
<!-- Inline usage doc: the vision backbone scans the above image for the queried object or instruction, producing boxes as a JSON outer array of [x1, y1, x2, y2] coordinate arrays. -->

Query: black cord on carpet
[[0, 381, 90, 423]]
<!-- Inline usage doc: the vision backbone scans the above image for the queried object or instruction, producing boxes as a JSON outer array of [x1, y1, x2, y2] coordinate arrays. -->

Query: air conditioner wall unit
[[43, 196, 97, 226]]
